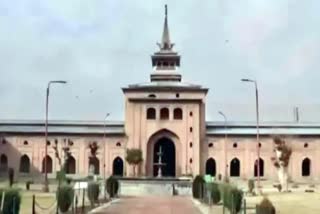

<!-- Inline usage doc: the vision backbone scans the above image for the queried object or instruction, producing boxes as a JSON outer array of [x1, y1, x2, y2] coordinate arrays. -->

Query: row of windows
[[147, 108, 184, 120], [0, 154, 124, 176], [207, 142, 311, 149], [205, 157, 312, 177], [9, 140, 122, 147]]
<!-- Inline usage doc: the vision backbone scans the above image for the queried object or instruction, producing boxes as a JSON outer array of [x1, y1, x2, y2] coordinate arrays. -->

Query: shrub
[[220, 183, 243, 214], [106, 176, 119, 198], [56, 184, 74, 212], [8, 168, 14, 187], [256, 197, 276, 214], [192, 175, 205, 199], [248, 179, 255, 194], [0, 188, 21, 214], [210, 183, 221, 204], [87, 181, 100, 207]]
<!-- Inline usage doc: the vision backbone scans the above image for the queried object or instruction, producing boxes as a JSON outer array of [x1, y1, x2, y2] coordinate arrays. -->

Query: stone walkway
[[92, 196, 201, 214]]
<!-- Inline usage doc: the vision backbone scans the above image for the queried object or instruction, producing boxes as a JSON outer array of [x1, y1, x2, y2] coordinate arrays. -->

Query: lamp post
[[241, 78, 261, 190], [218, 111, 228, 180], [43, 80, 67, 192], [103, 113, 110, 199]]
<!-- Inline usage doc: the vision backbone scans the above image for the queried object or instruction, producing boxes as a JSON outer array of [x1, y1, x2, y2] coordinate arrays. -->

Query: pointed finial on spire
[[157, 4, 174, 51], [165, 4, 167, 17]]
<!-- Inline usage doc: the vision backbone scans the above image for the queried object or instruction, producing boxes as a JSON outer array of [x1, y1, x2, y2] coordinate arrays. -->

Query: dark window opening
[[189, 111, 193, 117], [23, 141, 28, 145], [19, 155, 30, 173], [176, 93, 180, 98], [189, 158, 193, 164], [147, 108, 156, 120], [304, 143, 308, 148], [113, 157, 124, 176], [160, 108, 169, 120], [233, 143, 238, 148], [190, 127, 193, 132], [148, 94, 156, 98], [173, 108, 183, 120], [189, 142, 193, 148], [42, 155, 53, 173], [47, 140, 51, 146], [259, 143, 261, 148], [116, 142, 121, 147], [208, 143, 213, 148]]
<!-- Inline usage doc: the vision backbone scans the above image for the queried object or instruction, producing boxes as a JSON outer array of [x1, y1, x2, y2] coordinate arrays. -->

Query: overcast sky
[[0, 0, 319, 122]]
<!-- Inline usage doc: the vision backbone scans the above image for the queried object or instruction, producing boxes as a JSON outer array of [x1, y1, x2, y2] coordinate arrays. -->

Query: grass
[[20, 191, 56, 214], [246, 192, 320, 214]]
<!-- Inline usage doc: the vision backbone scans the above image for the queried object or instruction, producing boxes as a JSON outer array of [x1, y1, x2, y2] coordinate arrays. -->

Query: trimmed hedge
[[220, 183, 243, 214], [106, 176, 119, 198], [87, 181, 100, 206], [0, 188, 21, 214], [56, 184, 74, 212], [248, 179, 254, 194], [210, 183, 221, 204], [192, 175, 205, 199]]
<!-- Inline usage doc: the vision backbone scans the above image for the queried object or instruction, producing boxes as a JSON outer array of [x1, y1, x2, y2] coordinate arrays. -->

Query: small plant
[[56, 184, 74, 212], [0, 188, 21, 214], [87, 181, 100, 207], [8, 168, 14, 187], [248, 179, 255, 194], [26, 181, 33, 190], [106, 176, 119, 198], [192, 175, 205, 199], [256, 197, 276, 214], [210, 183, 221, 204]]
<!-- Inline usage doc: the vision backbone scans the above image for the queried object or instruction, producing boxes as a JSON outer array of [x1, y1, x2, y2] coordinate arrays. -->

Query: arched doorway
[[42, 155, 53, 173], [0, 154, 8, 172], [89, 157, 100, 175], [302, 158, 311, 176], [19, 155, 30, 173], [205, 158, 216, 176], [65, 156, 76, 174], [112, 157, 123, 176], [230, 158, 240, 177], [254, 158, 264, 177], [153, 137, 176, 177]]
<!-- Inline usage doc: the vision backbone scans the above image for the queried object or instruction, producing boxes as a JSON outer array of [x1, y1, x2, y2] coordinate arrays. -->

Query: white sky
[[0, 0, 319, 122]]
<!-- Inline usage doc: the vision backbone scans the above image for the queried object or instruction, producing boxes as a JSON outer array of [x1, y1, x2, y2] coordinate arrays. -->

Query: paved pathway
[[93, 196, 201, 214]]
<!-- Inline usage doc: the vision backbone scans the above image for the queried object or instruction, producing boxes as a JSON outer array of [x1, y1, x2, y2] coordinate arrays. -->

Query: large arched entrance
[[230, 158, 240, 177], [254, 158, 264, 177], [65, 156, 76, 174], [112, 157, 123, 176], [302, 158, 311, 176], [146, 129, 181, 177], [153, 137, 176, 177], [205, 158, 216, 176]]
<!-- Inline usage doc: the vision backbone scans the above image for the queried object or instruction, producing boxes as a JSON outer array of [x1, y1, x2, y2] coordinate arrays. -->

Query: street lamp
[[103, 113, 110, 199], [44, 80, 67, 192], [218, 111, 228, 181], [241, 78, 261, 190]]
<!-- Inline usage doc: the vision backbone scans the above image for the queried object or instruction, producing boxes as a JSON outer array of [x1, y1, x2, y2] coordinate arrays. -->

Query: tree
[[270, 136, 292, 192], [53, 139, 72, 172], [125, 148, 143, 176], [88, 142, 99, 175]]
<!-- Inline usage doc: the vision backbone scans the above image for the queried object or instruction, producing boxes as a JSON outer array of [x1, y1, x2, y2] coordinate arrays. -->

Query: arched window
[[148, 94, 156, 98], [302, 158, 311, 176], [89, 157, 100, 175], [112, 157, 123, 176], [208, 143, 213, 148], [0, 154, 8, 172], [116, 142, 121, 147], [160, 108, 169, 120], [65, 156, 76, 174], [254, 158, 264, 177], [147, 108, 156, 120], [233, 143, 238, 148], [19, 155, 30, 173], [42, 155, 53, 173], [23, 140, 28, 145], [230, 158, 240, 177], [205, 158, 216, 176], [173, 108, 183, 120]]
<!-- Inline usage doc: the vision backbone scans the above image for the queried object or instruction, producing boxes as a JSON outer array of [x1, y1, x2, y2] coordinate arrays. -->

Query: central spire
[[158, 4, 174, 51]]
